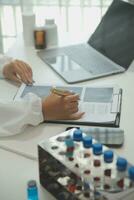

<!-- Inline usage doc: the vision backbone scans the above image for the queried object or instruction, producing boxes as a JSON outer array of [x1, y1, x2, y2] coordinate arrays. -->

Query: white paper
[[78, 102, 116, 123], [15, 84, 121, 125]]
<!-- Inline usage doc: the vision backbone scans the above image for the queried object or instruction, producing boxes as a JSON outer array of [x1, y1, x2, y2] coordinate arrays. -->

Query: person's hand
[[42, 93, 85, 120], [3, 59, 33, 84]]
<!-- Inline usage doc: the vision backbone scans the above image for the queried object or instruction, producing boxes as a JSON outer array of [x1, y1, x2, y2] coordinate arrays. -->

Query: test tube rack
[[38, 128, 134, 200]]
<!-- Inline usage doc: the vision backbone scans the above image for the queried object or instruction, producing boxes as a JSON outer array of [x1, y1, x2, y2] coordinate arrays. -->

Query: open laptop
[[37, 0, 134, 83]]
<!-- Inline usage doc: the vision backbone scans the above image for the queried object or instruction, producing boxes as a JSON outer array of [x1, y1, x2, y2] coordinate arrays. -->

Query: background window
[[0, 0, 112, 53]]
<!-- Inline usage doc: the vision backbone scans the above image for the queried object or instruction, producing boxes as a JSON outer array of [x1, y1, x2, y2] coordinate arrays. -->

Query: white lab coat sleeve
[[0, 93, 44, 137], [0, 54, 13, 78]]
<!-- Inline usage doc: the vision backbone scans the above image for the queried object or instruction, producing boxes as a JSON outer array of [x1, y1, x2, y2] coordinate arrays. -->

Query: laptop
[[37, 0, 134, 84]]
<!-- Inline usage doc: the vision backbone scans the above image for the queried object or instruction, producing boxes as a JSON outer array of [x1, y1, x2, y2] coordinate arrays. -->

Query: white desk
[[0, 148, 56, 200], [0, 35, 134, 200]]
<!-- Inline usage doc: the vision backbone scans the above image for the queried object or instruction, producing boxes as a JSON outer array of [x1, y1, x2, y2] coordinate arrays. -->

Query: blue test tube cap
[[104, 150, 114, 163], [116, 157, 127, 171], [73, 129, 83, 141], [128, 166, 134, 181], [93, 143, 103, 155], [83, 136, 92, 148]]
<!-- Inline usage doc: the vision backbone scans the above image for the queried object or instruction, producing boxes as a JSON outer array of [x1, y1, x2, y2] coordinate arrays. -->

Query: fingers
[[68, 107, 79, 114], [15, 60, 33, 83], [69, 112, 85, 120], [67, 103, 79, 113], [69, 101, 78, 108], [65, 94, 80, 102], [12, 60, 33, 84], [63, 94, 79, 113], [10, 74, 22, 84], [46, 93, 81, 118]]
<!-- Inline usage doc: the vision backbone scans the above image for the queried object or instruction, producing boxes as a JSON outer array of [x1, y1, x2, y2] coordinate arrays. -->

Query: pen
[[27, 80, 35, 86], [51, 87, 73, 96]]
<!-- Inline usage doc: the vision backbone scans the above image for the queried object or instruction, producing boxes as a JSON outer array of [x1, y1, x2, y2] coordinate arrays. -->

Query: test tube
[[103, 150, 114, 190], [83, 136, 93, 158], [116, 157, 127, 190], [82, 136, 93, 183], [83, 182, 90, 198], [128, 166, 134, 188], [92, 143, 103, 188], [65, 137, 75, 161]]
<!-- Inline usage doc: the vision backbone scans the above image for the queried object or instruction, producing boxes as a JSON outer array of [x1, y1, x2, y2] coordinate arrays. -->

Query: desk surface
[[0, 35, 134, 200], [0, 148, 56, 200]]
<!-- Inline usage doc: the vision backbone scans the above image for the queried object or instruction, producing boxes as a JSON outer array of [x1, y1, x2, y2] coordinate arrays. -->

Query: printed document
[[15, 84, 122, 127]]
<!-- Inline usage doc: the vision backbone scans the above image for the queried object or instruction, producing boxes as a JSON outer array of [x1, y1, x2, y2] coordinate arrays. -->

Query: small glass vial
[[103, 150, 114, 190], [116, 157, 127, 190], [83, 182, 90, 198], [128, 166, 134, 188], [65, 137, 74, 161], [82, 136, 93, 183], [27, 180, 39, 200], [34, 27, 46, 49], [83, 136, 92, 158], [73, 129, 83, 161]]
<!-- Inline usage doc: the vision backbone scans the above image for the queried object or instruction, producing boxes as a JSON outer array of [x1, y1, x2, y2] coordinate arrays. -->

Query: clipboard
[[14, 84, 123, 127]]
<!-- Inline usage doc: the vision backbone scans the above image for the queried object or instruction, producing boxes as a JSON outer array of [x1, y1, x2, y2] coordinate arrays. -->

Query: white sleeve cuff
[[0, 93, 44, 137]]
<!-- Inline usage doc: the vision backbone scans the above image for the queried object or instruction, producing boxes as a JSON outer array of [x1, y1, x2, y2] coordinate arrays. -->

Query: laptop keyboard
[[63, 44, 120, 75]]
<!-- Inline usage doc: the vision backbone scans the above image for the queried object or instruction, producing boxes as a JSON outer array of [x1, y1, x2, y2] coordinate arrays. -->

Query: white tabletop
[[0, 148, 56, 200], [0, 35, 134, 200]]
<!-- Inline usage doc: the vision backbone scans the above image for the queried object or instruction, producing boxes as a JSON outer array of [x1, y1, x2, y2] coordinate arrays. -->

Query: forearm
[[0, 93, 44, 137]]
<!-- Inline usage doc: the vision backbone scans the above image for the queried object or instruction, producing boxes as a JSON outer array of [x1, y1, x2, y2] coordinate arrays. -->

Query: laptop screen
[[88, 0, 134, 69]]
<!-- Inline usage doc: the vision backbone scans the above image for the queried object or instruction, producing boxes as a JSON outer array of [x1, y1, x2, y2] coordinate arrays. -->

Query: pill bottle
[[44, 19, 58, 47], [22, 13, 35, 46], [34, 27, 46, 49]]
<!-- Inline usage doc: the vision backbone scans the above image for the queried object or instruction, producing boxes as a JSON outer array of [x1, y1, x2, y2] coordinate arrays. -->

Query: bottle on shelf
[[44, 19, 58, 47], [22, 12, 35, 46], [34, 26, 46, 49]]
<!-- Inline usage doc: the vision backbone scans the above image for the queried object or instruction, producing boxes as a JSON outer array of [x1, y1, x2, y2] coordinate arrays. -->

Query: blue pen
[[27, 180, 39, 200]]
